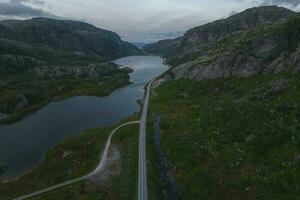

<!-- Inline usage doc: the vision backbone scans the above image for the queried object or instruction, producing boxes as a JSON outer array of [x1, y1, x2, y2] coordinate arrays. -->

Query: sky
[[0, 0, 299, 42]]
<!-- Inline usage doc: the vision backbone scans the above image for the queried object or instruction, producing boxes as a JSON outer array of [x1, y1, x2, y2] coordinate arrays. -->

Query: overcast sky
[[0, 0, 299, 42]]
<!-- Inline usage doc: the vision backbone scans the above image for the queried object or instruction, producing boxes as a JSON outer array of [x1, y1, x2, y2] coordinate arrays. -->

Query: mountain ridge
[[0, 17, 142, 72], [170, 15, 300, 80], [144, 6, 297, 63], [144, 6, 300, 81]]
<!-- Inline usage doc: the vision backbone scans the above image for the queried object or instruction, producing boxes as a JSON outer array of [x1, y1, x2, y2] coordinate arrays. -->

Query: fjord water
[[0, 56, 168, 181]]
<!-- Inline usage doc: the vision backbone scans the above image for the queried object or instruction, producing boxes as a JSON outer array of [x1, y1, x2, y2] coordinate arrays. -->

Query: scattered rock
[[16, 94, 29, 110], [245, 134, 256, 143], [61, 151, 74, 159], [90, 146, 121, 184], [0, 112, 9, 120], [34, 63, 123, 81], [178, 92, 188, 98]]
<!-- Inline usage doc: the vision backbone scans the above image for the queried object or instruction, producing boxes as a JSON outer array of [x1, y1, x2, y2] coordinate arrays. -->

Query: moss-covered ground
[[150, 73, 300, 200]]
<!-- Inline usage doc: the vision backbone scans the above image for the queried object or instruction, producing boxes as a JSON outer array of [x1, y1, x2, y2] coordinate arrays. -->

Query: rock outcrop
[[170, 16, 300, 80], [143, 37, 182, 58], [145, 6, 300, 81], [144, 6, 297, 66], [34, 63, 132, 80]]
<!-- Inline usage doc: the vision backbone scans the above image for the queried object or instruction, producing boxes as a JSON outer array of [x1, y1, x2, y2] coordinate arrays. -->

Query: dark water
[[0, 56, 168, 181]]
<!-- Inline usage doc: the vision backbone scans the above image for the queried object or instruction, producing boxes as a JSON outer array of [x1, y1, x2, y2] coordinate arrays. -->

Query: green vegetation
[[31, 181, 104, 200], [107, 122, 139, 200], [0, 116, 140, 200], [147, 119, 164, 200], [30, 123, 140, 200], [0, 65, 131, 124], [0, 127, 111, 199], [150, 73, 300, 200], [0, 17, 142, 124], [0, 18, 142, 70]]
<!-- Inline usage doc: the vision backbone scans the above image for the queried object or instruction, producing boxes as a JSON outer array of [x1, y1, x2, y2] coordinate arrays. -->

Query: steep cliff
[[144, 6, 297, 66]]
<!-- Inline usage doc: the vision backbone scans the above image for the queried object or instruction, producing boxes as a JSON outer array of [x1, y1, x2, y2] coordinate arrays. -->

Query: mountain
[[0, 18, 142, 72], [132, 42, 149, 49], [170, 15, 300, 80], [0, 18, 142, 124], [143, 37, 182, 57], [144, 6, 297, 63], [148, 6, 300, 200]]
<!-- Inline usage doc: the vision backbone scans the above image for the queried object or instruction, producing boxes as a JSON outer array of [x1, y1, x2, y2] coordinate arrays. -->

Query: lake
[[0, 56, 168, 181]]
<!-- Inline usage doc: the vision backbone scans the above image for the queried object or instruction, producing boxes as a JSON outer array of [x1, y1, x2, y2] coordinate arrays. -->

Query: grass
[[147, 117, 165, 200], [107, 122, 139, 199], [28, 123, 140, 200], [0, 115, 140, 200], [150, 72, 300, 200]]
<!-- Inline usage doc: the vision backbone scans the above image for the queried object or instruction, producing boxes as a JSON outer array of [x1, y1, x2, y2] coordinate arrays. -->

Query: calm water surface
[[0, 56, 168, 180]]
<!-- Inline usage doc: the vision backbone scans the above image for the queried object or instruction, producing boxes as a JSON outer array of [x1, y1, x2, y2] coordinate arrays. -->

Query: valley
[[142, 5, 300, 200], [0, 3, 300, 200]]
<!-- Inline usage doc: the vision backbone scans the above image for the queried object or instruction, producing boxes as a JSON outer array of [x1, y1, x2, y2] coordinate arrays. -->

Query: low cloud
[[0, 0, 58, 18], [261, 0, 300, 7], [14, 0, 45, 5]]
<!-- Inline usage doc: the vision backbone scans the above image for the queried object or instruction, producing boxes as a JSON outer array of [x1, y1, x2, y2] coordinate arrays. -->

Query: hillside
[[0, 18, 142, 124], [146, 6, 300, 200], [0, 18, 142, 72], [143, 37, 182, 57], [150, 73, 300, 200], [170, 15, 300, 80], [144, 6, 297, 63]]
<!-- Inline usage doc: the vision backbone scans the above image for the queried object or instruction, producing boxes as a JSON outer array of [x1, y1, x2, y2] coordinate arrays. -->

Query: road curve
[[138, 80, 153, 200], [13, 120, 140, 200]]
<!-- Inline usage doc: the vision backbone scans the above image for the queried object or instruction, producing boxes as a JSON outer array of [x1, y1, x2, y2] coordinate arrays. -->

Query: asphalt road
[[13, 120, 140, 200], [138, 80, 153, 200]]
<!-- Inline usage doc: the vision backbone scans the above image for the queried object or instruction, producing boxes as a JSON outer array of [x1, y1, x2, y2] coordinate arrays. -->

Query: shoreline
[[0, 55, 168, 183]]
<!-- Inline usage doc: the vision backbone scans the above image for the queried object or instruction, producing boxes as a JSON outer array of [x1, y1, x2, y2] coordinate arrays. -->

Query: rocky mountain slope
[[0, 18, 142, 73], [171, 15, 300, 80], [144, 6, 297, 65], [147, 6, 300, 200], [143, 37, 182, 57]]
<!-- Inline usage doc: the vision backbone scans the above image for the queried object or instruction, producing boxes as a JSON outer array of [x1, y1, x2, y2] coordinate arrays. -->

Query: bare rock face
[[16, 94, 29, 110], [170, 16, 300, 81], [178, 6, 296, 56], [144, 6, 296, 62], [34, 63, 126, 80]]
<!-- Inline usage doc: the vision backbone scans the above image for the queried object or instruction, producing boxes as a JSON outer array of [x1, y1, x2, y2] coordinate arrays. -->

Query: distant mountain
[[0, 18, 142, 72], [132, 42, 149, 49], [143, 37, 182, 57], [144, 6, 297, 63]]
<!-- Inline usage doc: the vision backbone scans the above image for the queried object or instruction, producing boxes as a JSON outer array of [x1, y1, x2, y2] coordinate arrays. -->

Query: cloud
[[14, 0, 45, 5], [0, 0, 299, 42], [0, 0, 57, 18], [262, 0, 300, 7]]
